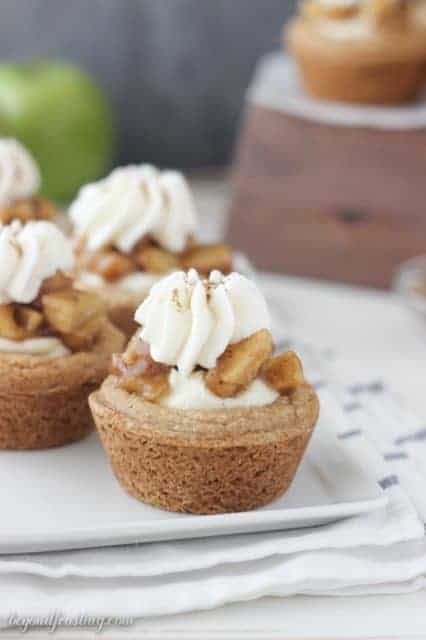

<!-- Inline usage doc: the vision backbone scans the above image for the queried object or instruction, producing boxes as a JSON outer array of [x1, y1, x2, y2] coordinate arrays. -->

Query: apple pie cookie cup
[[285, 0, 426, 105], [70, 164, 234, 340], [90, 379, 319, 514], [0, 218, 126, 450], [91, 269, 319, 513], [0, 319, 124, 450]]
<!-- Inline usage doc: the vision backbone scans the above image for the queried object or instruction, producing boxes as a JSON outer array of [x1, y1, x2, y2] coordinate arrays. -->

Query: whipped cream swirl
[[0, 138, 41, 207], [69, 165, 198, 254], [0, 220, 74, 304], [135, 269, 271, 376]]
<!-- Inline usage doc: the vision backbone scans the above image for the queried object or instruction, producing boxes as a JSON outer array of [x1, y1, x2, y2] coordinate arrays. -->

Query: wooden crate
[[228, 104, 426, 288]]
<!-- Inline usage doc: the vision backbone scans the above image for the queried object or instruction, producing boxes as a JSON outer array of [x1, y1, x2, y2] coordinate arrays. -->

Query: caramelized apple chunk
[[262, 351, 305, 394], [42, 289, 106, 335], [15, 307, 44, 335], [87, 250, 136, 282], [0, 305, 23, 340], [135, 246, 179, 274], [112, 336, 170, 401], [205, 329, 274, 398], [0, 197, 55, 224], [0, 304, 43, 340], [39, 271, 74, 296], [180, 244, 233, 275], [116, 369, 170, 401], [114, 333, 150, 369], [60, 316, 104, 351]]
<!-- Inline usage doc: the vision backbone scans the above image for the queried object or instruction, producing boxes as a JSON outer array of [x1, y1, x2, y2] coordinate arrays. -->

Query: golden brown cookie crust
[[289, 52, 425, 104], [0, 320, 124, 450], [90, 378, 319, 514]]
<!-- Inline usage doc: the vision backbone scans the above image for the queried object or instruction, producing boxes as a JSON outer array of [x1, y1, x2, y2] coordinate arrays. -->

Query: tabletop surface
[[4, 177, 425, 639]]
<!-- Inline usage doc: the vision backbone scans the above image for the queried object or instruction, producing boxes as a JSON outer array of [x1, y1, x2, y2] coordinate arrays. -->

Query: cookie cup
[[90, 377, 319, 514], [285, 18, 426, 104], [0, 320, 124, 450]]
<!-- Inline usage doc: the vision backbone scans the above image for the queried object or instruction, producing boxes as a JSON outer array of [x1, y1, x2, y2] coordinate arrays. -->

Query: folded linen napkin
[[0, 330, 425, 623]]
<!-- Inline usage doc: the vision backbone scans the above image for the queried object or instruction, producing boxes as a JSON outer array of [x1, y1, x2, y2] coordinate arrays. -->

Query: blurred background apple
[[0, 61, 114, 201], [0, 1, 289, 170]]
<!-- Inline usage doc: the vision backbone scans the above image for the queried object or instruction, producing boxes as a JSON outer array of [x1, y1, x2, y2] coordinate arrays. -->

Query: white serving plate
[[0, 402, 387, 554]]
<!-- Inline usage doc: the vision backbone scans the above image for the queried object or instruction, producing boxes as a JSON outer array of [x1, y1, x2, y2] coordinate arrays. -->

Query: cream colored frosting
[[161, 369, 278, 410], [69, 164, 198, 254], [0, 336, 70, 358], [77, 269, 164, 298], [0, 220, 74, 304], [304, 0, 409, 38], [0, 138, 41, 207], [318, 0, 358, 6], [316, 15, 373, 38], [135, 269, 271, 376]]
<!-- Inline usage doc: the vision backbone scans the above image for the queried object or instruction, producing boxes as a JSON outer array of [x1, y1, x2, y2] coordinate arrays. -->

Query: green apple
[[0, 61, 114, 202]]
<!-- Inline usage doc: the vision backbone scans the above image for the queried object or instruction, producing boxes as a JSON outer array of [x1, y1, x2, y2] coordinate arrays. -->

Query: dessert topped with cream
[[70, 165, 197, 254], [0, 219, 109, 358], [112, 269, 305, 410], [91, 269, 318, 514], [0, 138, 56, 224], [70, 165, 233, 297], [286, 0, 426, 104], [298, 0, 422, 42]]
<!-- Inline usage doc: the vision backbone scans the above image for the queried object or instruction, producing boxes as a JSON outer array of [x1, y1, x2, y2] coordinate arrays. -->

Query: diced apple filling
[[112, 336, 170, 401], [85, 239, 233, 282], [0, 274, 107, 352], [0, 197, 56, 225], [261, 351, 305, 394], [205, 329, 274, 398]]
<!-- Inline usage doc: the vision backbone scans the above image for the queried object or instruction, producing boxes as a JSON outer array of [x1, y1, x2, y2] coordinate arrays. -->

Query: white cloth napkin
[[249, 53, 426, 130], [1, 313, 426, 623]]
